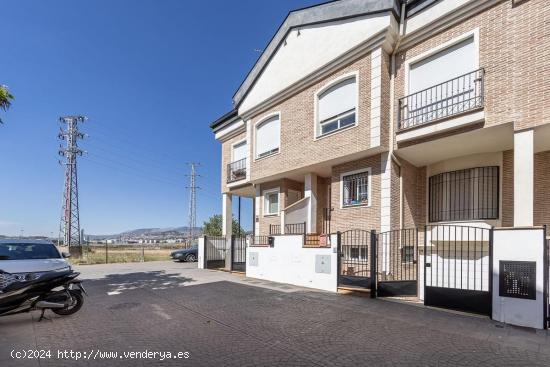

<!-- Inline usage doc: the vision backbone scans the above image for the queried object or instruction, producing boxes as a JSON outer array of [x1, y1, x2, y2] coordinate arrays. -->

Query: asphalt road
[[1, 261, 549, 366]]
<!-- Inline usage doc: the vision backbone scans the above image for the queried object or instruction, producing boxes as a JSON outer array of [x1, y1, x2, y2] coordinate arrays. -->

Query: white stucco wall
[[246, 234, 338, 292], [492, 228, 545, 329], [239, 14, 391, 115]]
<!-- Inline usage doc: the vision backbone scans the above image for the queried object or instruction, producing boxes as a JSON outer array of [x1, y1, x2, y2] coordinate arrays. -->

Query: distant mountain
[[87, 226, 202, 240]]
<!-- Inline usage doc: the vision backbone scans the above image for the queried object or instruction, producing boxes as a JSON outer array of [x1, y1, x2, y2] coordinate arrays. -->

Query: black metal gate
[[424, 225, 492, 316], [377, 229, 418, 297], [337, 230, 376, 293], [205, 236, 226, 269], [231, 236, 246, 272]]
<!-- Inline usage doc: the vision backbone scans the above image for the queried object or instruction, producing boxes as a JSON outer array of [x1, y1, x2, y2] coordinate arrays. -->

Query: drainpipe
[[389, 2, 407, 230]]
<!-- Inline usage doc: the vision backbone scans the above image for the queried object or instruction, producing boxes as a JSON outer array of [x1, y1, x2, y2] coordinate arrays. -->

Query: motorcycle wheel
[[52, 290, 84, 316]]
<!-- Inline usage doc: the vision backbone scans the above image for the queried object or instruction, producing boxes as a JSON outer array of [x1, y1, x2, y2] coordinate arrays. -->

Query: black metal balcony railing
[[398, 68, 485, 131], [285, 222, 306, 235], [269, 224, 281, 235], [226, 158, 247, 183]]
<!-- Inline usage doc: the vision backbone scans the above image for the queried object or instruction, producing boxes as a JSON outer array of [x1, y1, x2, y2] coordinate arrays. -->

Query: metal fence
[[285, 222, 306, 235], [205, 236, 226, 269], [250, 236, 270, 247], [269, 224, 281, 235], [66, 243, 191, 265], [398, 68, 484, 130], [231, 236, 247, 272]]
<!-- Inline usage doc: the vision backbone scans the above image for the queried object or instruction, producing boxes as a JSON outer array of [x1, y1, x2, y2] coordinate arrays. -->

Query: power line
[[58, 115, 86, 251]]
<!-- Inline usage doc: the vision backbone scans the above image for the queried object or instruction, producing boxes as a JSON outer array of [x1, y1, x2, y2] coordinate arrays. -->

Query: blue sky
[[0, 0, 320, 236]]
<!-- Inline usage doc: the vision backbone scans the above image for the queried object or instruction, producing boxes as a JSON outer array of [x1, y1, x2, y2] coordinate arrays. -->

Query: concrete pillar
[[222, 193, 233, 236], [254, 185, 261, 235], [222, 193, 233, 270], [305, 173, 318, 234], [514, 129, 534, 226]]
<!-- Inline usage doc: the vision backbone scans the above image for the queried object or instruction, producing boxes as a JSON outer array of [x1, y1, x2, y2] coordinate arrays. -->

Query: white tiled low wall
[[246, 235, 338, 292]]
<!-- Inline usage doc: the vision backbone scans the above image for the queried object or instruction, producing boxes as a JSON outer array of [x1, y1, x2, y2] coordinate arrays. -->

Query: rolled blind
[[318, 77, 357, 122], [256, 116, 280, 156], [232, 141, 247, 162], [409, 36, 475, 94]]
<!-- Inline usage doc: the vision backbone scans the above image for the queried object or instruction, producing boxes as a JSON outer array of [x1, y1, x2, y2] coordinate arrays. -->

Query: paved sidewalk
[[1, 261, 549, 366]]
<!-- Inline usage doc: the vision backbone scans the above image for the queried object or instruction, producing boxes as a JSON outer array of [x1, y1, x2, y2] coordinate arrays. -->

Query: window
[[342, 169, 370, 207], [401, 246, 415, 263], [232, 140, 247, 162], [317, 77, 357, 137], [255, 115, 280, 159], [429, 166, 499, 222], [350, 247, 368, 260], [263, 189, 279, 216]]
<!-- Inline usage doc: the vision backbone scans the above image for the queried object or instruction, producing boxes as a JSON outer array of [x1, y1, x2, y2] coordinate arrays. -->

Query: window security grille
[[429, 166, 499, 222], [343, 172, 369, 207]]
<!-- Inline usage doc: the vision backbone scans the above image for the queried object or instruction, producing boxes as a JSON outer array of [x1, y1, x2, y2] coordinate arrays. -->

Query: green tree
[[203, 214, 245, 236], [0, 85, 14, 124]]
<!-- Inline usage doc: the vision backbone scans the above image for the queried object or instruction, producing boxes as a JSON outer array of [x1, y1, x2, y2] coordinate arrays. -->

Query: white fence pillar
[[198, 236, 206, 269], [492, 227, 546, 329]]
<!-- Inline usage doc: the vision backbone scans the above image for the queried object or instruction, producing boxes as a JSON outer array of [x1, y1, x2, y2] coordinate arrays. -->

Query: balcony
[[398, 68, 485, 132], [226, 158, 247, 183]]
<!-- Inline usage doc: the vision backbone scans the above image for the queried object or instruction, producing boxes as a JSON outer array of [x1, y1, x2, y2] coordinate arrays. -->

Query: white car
[[0, 239, 72, 291]]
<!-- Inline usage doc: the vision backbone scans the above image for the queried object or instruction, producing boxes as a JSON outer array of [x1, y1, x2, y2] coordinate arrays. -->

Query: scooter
[[0, 269, 86, 321]]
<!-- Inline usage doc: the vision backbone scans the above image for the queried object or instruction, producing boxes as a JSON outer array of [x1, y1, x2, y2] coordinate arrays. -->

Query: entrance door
[[377, 229, 418, 297], [338, 230, 374, 289], [424, 225, 492, 316]]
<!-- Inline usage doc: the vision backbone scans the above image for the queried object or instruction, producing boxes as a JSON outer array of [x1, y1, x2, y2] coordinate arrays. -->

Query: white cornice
[[400, 0, 501, 50], [215, 119, 246, 142]]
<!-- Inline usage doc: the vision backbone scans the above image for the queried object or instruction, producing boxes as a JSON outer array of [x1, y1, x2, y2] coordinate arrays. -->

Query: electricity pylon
[[58, 116, 86, 250], [185, 163, 201, 241]]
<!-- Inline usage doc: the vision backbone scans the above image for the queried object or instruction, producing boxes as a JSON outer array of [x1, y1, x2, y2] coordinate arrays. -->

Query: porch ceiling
[[395, 122, 514, 167], [226, 184, 255, 198]]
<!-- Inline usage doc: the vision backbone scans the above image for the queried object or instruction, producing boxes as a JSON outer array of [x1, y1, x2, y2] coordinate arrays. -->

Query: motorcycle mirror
[[62, 252, 71, 258]]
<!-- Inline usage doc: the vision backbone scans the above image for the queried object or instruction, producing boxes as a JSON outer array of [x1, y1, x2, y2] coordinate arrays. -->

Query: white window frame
[[340, 167, 372, 209], [313, 72, 359, 140], [254, 112, 281, 161], [231, 139, 247, 163], [263, 188, 280, 216], [404, 28, 480, 95]]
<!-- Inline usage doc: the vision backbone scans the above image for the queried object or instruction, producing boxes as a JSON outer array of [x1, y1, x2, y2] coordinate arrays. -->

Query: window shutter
[[318, 77, 357, 122], [256, 116, 280, 156], [232, 141, 247, 162], [409, 36, 475, 94]]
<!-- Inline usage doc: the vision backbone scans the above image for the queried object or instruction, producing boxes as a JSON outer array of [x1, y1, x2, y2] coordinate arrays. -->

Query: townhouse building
[[208, 0, 550, 324], [212, 0, 549, 238]]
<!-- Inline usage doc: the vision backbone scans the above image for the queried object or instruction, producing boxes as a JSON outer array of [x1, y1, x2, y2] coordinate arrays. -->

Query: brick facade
[[394, 0, 550, 136], [330, 154, 382, 232], [217, 0, 550, 237], [249, 51, 375, 182]]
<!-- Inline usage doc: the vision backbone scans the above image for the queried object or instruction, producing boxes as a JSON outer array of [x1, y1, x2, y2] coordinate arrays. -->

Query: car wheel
[[185, 254, 196, 262]]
